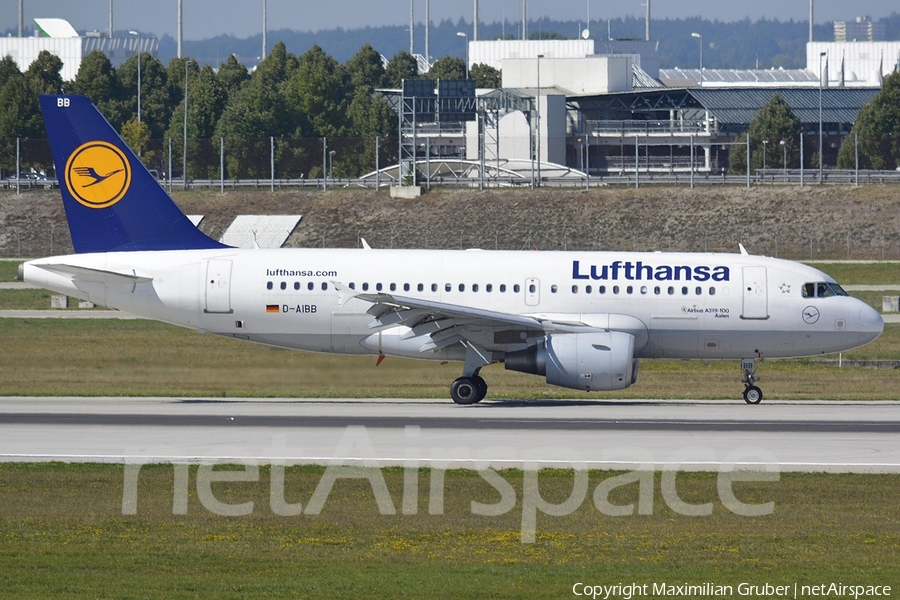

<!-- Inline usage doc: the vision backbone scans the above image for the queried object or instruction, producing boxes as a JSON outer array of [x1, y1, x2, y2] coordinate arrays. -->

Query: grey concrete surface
[[0, 397, 898, 473]]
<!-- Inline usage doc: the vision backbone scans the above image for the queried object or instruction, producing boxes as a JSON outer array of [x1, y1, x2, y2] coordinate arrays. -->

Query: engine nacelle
[[505, 332, 636, 391]]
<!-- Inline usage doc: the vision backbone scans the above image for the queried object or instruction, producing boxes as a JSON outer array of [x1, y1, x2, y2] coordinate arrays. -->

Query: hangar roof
[[569, 87, 880, 129], [690, 87, 880, 126]]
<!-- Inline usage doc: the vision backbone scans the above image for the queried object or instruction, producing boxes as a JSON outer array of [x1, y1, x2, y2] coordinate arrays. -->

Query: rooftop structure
[[0, 18, 158, 81], [808, 41, 900, 87]]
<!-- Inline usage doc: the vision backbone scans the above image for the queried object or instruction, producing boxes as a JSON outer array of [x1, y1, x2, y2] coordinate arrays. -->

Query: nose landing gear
[[741, 358, 763, 404]]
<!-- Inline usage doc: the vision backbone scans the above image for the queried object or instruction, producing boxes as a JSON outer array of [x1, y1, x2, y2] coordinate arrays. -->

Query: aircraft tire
[[473, 376, 488, 400], [451, 377, 485, 405], [743, 386, 763, 404]]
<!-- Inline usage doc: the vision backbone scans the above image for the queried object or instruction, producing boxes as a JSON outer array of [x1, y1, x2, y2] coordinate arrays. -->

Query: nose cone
[[858, 304, 884, 345]]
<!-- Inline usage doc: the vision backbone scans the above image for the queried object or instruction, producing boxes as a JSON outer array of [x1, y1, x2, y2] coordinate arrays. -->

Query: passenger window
[[613, 286, 620, 294], [445, 283, 452, 292], [459, 284, 466, 292], [709, 287, 716, 296], [417, 283, 423, 292], [551, 285, 558, 293], [280, 281, 286, 290], [626, 286, 633, 294], [431, 284, 438, 292], [514, 284, 521, 293], [376, 283, 383, 291], [349, 283, 356, 290], [294, 282, 300, 290], [695, 286, 702, 295], [586, 285, 592, 293], [307, 282, 314, 291], [362, 282, 369, 291], [404, 283, 410, 292], [472, 284, 479, 292], [486, 284, 493, 292], [682, 286, 688, 295], [572, 285, 578, 293], [654, 286, 661, 295], [321, 282, 328, 291], [528, 284, 536, 293], [640, 286, 648, 294], [500, 284, 507, 292], [599, 285, 606, 294], [390, 283, 396, 292], [266, 281, 273, 290], [668, 286, 675, 295]]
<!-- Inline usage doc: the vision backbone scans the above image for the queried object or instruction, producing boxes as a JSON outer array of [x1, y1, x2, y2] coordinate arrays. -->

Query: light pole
[[780, 139, 786, 175], [128, 31, 141, 123], [762, 139, 768, 171], [536, 54, 543, 187], [456, 32, 469, 79], [329, 150, 336, 183], [818, 51, 826, 183], [183, 59, 193, 191], [691, 32, 702, 87]]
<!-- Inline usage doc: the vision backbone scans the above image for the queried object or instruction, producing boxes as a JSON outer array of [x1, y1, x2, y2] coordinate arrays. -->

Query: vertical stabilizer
[[39, 95, 227, 253]]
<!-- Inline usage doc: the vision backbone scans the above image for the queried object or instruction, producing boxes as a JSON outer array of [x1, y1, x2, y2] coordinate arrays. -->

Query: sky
[[1, 0, 898, 40]]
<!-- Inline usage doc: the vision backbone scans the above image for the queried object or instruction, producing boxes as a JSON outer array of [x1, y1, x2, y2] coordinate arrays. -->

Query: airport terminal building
[[388, 38, 891, 179]]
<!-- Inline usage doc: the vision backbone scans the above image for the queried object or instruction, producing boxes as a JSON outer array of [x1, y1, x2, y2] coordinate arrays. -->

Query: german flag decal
[[266, 304, 280, 313]]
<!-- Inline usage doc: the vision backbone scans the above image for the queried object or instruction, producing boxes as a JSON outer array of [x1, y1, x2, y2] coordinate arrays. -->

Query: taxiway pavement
[[1, 397, 898, 473]]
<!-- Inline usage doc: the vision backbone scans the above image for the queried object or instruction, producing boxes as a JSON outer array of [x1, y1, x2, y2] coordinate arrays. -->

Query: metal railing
[[585, 120, 713, 136]]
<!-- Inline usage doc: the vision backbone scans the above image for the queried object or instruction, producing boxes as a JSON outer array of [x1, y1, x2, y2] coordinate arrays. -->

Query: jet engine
[[504, 332, 637, 391]]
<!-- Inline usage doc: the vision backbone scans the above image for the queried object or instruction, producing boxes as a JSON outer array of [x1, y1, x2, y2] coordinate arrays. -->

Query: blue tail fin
[[40, 94, 227, 253]]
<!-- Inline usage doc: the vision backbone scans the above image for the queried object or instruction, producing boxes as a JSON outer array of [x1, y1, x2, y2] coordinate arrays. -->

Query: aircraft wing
[[351, 290, 601, 353]]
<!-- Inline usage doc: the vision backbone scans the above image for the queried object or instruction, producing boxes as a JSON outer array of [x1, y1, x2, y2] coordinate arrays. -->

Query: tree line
[[728, 73, 900, 174], [0, 42, 500, 179]]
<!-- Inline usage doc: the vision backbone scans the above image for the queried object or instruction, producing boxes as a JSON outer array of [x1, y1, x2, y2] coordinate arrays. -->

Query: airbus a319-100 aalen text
[[22, 95, 883, 404]]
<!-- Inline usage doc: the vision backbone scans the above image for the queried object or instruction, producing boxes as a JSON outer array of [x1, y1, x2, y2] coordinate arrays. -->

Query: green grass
[[0, 289, 93, 310], [0, 259, 21, 282], [0, 318, 898, 399], [0, 463, 897, 599]]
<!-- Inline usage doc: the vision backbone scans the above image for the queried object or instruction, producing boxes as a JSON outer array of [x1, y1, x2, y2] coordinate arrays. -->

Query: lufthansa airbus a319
[[21, 95, 884, 404]]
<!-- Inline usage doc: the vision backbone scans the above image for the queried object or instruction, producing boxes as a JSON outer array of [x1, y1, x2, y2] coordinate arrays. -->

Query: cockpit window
[[803, 282, 849, 298]]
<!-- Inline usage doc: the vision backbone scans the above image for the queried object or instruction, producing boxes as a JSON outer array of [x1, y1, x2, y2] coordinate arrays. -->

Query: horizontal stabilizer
[[35, 263, 153, 286]]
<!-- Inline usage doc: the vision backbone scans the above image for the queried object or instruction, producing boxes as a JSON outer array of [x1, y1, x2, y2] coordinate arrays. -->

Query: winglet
[[40, 94, 228, 253], [360, 237, 372, 250], [739, 243, 749, 256]]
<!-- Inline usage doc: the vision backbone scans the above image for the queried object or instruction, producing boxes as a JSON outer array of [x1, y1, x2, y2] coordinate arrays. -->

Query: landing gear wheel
[[740, 358, 762, 404], [743, 385, 763, 404], [450, 376, 487, 405], [473, 376, 488, 400]]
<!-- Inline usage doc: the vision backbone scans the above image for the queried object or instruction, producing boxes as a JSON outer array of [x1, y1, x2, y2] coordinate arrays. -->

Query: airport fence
[[4, 135, 900, 192]]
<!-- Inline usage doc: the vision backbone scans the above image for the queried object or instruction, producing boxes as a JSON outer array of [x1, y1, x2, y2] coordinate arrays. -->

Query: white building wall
[[808, 41, 900, 86], [502, 56, 632, 95], [0, 38, 82, 81], [469, 40, 595, 70], [497, 111, 531, 161]]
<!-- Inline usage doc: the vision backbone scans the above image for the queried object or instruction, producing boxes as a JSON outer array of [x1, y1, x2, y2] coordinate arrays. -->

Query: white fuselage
[[24, 248, 883, 363]]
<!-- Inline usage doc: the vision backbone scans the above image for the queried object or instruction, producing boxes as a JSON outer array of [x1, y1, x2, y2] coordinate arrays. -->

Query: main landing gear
[[450, 373, 488, 405], [741, 358, 763, 404], [450, 344, 492, 405]]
